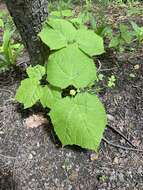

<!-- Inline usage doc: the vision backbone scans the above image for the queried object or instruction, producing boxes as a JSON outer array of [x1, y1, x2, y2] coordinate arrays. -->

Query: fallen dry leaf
[[25, 113, 48, 129]]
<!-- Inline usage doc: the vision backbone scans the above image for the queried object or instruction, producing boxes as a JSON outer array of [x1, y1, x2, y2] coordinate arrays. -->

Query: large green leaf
[[40, 85, 61, 109], [47, 19, 77, 43], [15, 79, 42, 109], [46, 44, 97, 88], [76, 29, 105, 56], [38, 24, 67, 50], [50, 92, 107, 151], [26, 65, 45, 80]]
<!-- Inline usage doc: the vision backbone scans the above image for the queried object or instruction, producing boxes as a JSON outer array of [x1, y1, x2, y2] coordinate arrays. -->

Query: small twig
[[97, 59, 102, 72], [97, 59, 118, 72], [102, 137, 143, 152], [107, 125, 136, 148], [100, 67, 117, 71], [0, 88, 13, 95], [0, 153, 16, 160]]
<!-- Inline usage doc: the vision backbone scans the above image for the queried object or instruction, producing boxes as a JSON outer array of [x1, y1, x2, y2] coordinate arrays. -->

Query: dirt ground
[[0, 2, 143, 190]]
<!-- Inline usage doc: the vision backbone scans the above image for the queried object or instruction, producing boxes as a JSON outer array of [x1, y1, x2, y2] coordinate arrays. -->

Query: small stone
[[62, 159, 72, 171], [137, 166, 142, 174], [110, 171, 116, 181], [37, 142, 40, 147], [69, 171, 78, 181], [113, 157, 119, 164], [28, 153, 33, 160], [90, 153, 98, 161], [118, 173, 124, 182], [31, 151, 36, 155], [107, 114, 115, 121], [134, 64, 140, 70], [68, 185, 73, 190], [129, 73, 136, 78]]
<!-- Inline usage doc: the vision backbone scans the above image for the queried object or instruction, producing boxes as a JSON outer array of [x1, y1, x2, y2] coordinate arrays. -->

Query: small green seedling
[[95, 25, 113, 38], [0, 12, 24, 72], [131, 21, 143, 46], [127, 7, 143, 16], [108, 75, 116, 88], [48, 0, 73, 13], [97, 174, 108, 182], [97, 73, 104, 81], [0, 29, 24, 72], [109, 24, 133, 51], [70, 11, 96, 30]]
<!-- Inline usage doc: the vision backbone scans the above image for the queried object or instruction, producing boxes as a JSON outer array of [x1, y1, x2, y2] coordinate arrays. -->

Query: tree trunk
[[5, 0, 48, 65]]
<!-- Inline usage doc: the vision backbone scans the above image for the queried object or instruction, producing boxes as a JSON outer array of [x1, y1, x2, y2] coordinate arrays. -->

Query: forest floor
[[0, 2, 143, 190]]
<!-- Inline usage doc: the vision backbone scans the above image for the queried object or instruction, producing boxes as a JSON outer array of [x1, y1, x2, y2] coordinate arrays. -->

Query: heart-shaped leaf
[[15, 79, 42, 109], [38, 24, 67, 50], [50, 92, 107, 151], [76, 29, 105, 56], [40, 85, 61, 109], [47, 19, 77, 43], [26, 65, 45, 80], [46, 44, 97, 88]]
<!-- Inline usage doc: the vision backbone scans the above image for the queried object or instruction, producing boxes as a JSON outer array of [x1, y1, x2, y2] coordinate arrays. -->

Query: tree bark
[[5, 0, 48, 65]]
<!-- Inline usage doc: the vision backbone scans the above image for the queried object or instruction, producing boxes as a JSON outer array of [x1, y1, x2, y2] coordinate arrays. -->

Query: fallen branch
[[107, 124, 136, 148], [0, 153, 16, 159], [102, 137, 143, 152]]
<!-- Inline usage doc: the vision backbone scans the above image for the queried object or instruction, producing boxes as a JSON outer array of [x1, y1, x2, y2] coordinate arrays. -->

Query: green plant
[[107, 75, 116, 88], [16, 18, 107, 151], [0, 29, 24, 72], [50, 9, 73, 19], [109, 24, 133, 51], [131, 21, 143, 46], [0, 11, 23, 72], [0, 11, 6, 28], [127, 6, 143, 16], [48, 0, 73, 12], [95, 25, 113, 38]]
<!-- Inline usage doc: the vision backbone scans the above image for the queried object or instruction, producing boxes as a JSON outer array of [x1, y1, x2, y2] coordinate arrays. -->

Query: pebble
[[137, 166, 142, 174], [28, 153, 33, 160], [134, 64, 140, 70], [68, 185, 73, 190], [107, 114, 115, 121], [90, 153, 99, 161], [31, 151, 36, 155], [37, 142, 40, 147], [118, 173, 124, 182], [68, 170, 78, 181], [113, 157, 119, 164]]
